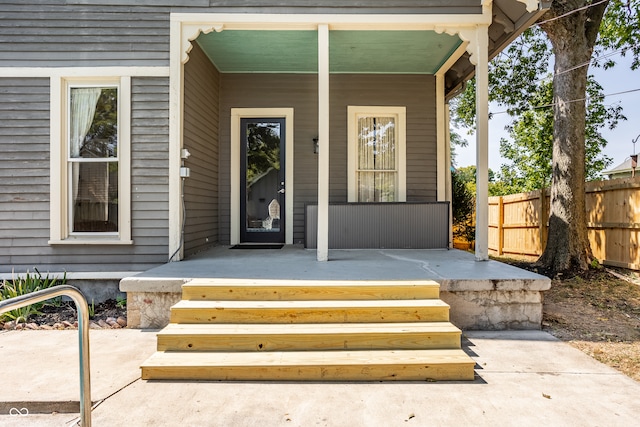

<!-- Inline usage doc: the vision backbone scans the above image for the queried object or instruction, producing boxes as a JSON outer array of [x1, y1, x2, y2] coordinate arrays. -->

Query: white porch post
[[436, 74, 446, 202], [168, 18, 184, 261], [317, 23, 330, 262], [474, 25, 489, 261], [445, 103, 453, 248]]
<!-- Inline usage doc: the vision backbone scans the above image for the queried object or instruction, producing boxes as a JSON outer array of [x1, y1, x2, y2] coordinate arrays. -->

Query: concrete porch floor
[[120, 246, 551, 330], [125, 245, 546, 282]]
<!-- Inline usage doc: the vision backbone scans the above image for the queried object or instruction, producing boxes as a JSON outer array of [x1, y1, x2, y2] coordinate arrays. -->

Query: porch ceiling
[[196, 30, 462, 74]]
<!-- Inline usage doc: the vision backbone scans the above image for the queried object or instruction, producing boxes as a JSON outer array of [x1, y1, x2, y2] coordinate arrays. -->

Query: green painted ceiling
[[196, 30, 462, 74]]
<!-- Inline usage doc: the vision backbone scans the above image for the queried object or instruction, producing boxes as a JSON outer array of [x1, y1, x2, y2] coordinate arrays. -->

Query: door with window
[[240, 118, 286, 243]]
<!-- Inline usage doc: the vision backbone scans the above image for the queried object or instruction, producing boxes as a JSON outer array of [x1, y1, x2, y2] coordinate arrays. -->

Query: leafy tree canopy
[[449, 0, 640, 274]]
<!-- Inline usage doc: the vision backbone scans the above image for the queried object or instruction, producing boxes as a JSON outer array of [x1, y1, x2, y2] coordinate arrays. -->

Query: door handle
[[277, 188, 285, 194]]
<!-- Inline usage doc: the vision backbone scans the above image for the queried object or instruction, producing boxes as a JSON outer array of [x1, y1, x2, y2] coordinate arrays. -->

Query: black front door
[[240, 118, 286, 243]]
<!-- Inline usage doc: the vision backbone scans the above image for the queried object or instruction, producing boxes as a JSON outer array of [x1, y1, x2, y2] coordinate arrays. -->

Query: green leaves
[[496, 75, 620, 193], [0, 270, 67, 323], [451, 169, 475, 243], [597, 0, 640, 70]]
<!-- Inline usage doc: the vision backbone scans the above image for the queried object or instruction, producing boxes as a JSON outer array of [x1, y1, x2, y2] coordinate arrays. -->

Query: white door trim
[[231, 108, 294, 245]]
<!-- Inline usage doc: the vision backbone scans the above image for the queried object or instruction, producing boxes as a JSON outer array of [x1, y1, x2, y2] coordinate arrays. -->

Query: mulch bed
[[1, 298, 127, 331]]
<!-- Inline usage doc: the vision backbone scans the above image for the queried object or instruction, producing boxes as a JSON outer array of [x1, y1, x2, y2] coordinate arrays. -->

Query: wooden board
[[141, 349, 476, 381], [183, 279, 441, 301], [156, 322, 462, 352], [169, 299, 450, 324]]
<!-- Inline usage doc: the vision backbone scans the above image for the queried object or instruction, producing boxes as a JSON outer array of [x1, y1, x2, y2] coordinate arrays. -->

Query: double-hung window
[[348, 106, 406, 203], [50, 77, 131, 244]]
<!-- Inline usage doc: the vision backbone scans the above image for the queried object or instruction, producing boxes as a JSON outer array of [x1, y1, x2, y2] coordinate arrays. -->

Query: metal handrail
[[0, 285, 92, 427]]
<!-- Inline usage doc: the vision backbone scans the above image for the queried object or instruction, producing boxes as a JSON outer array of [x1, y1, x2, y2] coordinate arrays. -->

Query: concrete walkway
[[1, 329, 638, 426]]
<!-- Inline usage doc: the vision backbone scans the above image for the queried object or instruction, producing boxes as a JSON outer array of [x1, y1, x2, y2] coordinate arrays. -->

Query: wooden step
[[141, 349, 476, 381], [169, 299, 450, 324], [183, 279, 440, 301], [156, 322, 462, 352]]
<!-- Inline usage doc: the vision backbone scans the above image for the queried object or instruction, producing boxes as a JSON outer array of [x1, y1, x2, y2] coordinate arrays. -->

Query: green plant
[[0, 269, 67, 323], [451, 170, 476, 244], [116, 295, 127, 309], [88, 299, 95, 319]]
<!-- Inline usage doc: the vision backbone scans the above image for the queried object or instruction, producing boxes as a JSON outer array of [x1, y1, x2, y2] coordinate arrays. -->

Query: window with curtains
[[68, 85, 119, 233], [49, 77, 131, 244], [347, 106, 406, 203]]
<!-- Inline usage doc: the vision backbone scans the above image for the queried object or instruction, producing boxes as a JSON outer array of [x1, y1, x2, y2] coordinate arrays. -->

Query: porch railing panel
[[305, 202, 449, 249]]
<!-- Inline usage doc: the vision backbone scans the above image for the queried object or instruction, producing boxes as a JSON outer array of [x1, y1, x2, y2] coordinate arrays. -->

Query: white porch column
[[436, 74, 446, 202], [317, 23, 330, 262], [474, 25, 489, 261], [168, 18, 184, 261], [445, 103, 453, 248]]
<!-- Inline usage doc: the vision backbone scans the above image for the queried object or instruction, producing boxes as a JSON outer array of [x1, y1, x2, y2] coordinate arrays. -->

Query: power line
[[526, 46, 630, 86], [535, 0, 610, 26], [490, 87, 640, 116]]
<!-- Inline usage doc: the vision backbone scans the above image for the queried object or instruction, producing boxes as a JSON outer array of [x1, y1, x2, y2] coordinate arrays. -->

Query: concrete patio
[[120, 246, 551, 330], [1, 329, 638, 426]]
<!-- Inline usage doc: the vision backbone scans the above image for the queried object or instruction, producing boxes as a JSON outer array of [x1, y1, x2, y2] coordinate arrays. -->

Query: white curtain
[[357, 116, 396, 202], [70, 88, 101, 158], [69, 88, 104, 228], [70, 88, 101, 200]]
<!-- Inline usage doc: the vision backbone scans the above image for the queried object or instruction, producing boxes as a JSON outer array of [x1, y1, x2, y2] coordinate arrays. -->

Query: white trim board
[[0, 67, 169, 78]]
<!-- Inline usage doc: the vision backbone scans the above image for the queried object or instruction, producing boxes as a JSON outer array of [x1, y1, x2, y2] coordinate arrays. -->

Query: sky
[[455, 54, 640, 174]]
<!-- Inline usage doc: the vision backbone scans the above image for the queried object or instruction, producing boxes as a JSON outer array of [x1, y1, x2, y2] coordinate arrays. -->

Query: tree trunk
[[537, 1, 609, 275]]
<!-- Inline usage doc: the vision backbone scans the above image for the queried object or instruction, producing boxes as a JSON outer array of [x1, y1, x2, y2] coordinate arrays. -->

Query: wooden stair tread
[[172, 299, 448, 309], [159, 322, 461, 335], [157, 322, 462, 351], [141, 349, 476, 381], [170, 299, 450, 323], [187, 278, 440, 287], [143, 349, 474, 366], [183, 279, 440, 300]]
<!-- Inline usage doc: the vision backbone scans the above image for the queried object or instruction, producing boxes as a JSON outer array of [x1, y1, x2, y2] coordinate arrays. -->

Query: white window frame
[[347, 106, 406, 203], [49, 76, 132, 244]]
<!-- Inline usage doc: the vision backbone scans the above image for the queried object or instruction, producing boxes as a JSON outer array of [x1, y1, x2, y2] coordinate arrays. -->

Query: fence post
[[498, 196, 504, 255], [539, 189, 546, 255]]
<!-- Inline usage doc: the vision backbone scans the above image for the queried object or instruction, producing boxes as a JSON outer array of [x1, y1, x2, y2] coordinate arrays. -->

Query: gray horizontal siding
[[0, 1, 171, 67], [1, 1, 481, 68], [218, 74, 318, 245], [0, 76, 170, 273], [330, 74, 438, 204], [218, 73, 436, 245], [0, 78, 50, 264], [183, 43, 220, 255]]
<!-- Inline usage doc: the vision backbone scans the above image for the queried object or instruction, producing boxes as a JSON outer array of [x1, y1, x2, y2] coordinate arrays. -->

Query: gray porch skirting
[[305, 202, 449, 249]]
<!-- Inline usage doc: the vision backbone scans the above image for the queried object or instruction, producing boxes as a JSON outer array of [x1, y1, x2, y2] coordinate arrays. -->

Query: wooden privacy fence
[[488, 176, 640, 270]]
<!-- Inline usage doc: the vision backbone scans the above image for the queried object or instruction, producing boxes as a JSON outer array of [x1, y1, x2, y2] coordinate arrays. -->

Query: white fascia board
[[171, 13, 493, 30], [0, 67, 169, 78]]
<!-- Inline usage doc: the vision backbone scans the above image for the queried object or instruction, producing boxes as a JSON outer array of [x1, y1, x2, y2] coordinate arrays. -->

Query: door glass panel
[[245, 121, 282, 235]]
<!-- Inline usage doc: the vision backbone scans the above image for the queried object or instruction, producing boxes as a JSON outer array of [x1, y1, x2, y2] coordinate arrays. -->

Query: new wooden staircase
[[141, 279, 476, 381]]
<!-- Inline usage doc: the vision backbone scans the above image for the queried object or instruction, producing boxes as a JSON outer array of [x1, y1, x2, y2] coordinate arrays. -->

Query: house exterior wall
[[0, 77, 170, 273], [183, 43, 221, 256], [0, 1, 459, 271], [218, 73, 436, 244]]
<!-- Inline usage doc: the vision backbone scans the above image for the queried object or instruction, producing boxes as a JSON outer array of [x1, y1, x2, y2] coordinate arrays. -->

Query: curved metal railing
[[0, 285, 92, 427]]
